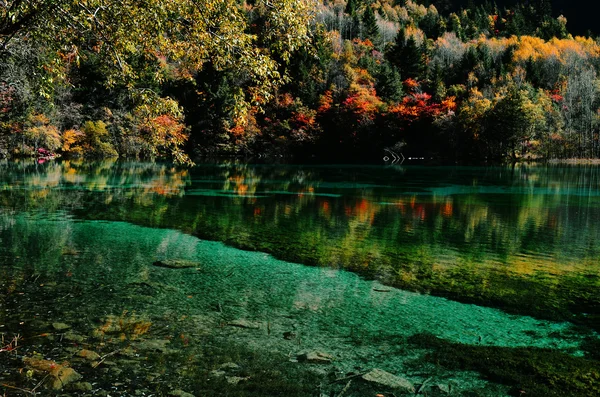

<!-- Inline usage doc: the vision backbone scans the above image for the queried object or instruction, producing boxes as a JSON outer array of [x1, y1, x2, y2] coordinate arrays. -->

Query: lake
[[0, 160, 599, 396]]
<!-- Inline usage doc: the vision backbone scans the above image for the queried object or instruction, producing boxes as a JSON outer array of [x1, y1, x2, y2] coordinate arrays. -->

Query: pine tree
[[402, 38, 424, 80], [362, 6, 380, 42], [345, 0, 358, 16], [343, 0, 361, 39], [385, 27, 406, 68], [375, 63, 403, 102], [386, 28, 424, 80]]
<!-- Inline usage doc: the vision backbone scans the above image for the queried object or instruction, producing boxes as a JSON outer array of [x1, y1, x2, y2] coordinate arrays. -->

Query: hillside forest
[[2, 0, 600, 165]]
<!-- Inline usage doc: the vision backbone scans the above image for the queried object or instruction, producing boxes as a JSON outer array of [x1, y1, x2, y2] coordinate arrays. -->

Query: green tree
[[448, 13, 465, 41], [1, 0, 314, 110], [485, 87, 538, 160], [82, 120, 118, 158], [362, 6, 380, 42], [345, 0, 359, 16], [375, 63, 403, 103], [386, 27, 425, 80], [386, 27, 407, 68]]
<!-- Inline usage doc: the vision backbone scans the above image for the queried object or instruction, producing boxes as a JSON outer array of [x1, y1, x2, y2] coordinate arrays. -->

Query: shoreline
[[546, 158, 600, 165]]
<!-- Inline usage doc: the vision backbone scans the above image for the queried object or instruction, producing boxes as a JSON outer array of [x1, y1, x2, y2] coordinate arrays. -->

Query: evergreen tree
[[343, 0, 361, 39], [386, 27, 424, 80], [430, 63, 446, 101], [403, 37, 425, 80], [345, 0, 359, 16], [385, 27, 406, 69], [362, 6, 380, 42], [375, 63, 403, 102], [533, 0, 553, 21], [539, 16, 569, 40], [506, 6, 528, 36], [448, 13, 465, 41], [420, 8, 442, 39]]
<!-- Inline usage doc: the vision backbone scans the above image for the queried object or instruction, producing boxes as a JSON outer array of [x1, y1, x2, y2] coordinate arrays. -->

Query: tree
[[386, 27, 425, 80], [362, 6, 380, 42], [343, 0, 361, 39], [419, 5, 442, 39], [1, 0, 314, 109], [81, 120, 118, 158], [448, 13, 465, 41], [21, 113, 61, 154], [345, 0, 359, 16], [375, 63, 404, 103], [387, 32, 425, 80], [485, 87, 539, 160]]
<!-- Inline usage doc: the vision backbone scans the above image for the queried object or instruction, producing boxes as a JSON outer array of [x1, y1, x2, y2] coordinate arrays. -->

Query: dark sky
[[432, 0, 597, 36], [551, 0, 597, 35]]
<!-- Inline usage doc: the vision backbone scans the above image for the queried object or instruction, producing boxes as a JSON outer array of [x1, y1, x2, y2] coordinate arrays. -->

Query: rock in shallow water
[[78, 349, 101, 361], [52, 322, 71, 331], [67, 382, 93, 392], [169, 390, 195, 397], [209, 370, 226, 378], [135, 338, 171, 353], [297, 351, 333, 364], [64, 331, 85, 342], [23, 357, 82, 390], [361, 368, 414, 393], [227, 319, 262, 329], [219, 362, 241, 371], [226, 376, 249, 385], [152, 259, 200, 269]]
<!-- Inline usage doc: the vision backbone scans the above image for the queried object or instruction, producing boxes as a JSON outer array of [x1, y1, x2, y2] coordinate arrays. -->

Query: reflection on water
[[2, 161, 599, 319], [1, 160, 600, 395]]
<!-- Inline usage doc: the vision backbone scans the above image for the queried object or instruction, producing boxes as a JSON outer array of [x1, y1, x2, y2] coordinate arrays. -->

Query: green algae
[[409, 333, 600, 397]]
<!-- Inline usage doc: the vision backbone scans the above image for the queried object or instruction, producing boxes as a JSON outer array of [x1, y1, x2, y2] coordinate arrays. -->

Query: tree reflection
[[1, 161, 599, 327]]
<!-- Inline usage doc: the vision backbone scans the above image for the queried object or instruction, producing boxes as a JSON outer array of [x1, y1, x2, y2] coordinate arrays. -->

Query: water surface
[[1, 160, 599, 396]]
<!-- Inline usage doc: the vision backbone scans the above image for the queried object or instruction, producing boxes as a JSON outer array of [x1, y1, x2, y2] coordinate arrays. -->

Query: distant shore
[[547, 159, 600, 164]]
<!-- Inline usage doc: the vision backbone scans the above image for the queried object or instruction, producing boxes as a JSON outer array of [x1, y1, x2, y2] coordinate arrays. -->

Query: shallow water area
[[1, 160, 600, 396]]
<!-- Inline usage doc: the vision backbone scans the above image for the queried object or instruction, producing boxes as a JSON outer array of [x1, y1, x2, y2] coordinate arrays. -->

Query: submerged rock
[[52, 322, 71, 331], [297, 351, 333, 364], [93, 314, 152, 340], [135, 338, 171, 353], [219, 362, 241, 371], [433, 383, 451, 394], [169, 390, 195, 397], [153, 259, 200, 269], [209, 370, 226, 378], [64, 331, 86, 343], [226, 376, 249, 385], [361, 369, 414, 393], [227, 319, 262, 329], [23, 357, 82, 390], [67, 382, 93, 392], [78, 349, 101, 361]]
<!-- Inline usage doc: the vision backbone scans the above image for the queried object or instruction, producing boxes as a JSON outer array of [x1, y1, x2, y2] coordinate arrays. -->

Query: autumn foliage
[[2, 0, 600, 162]]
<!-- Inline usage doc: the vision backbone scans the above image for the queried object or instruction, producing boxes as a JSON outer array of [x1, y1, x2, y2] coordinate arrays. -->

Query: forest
[[2, 0, 600, 164]]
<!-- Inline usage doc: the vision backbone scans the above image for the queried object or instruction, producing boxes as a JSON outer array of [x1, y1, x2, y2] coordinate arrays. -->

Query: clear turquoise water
[[1, 160, 599, 396]]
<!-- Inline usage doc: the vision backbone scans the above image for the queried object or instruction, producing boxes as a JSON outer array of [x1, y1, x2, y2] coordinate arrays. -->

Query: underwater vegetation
[[409, 333, 600, 397]]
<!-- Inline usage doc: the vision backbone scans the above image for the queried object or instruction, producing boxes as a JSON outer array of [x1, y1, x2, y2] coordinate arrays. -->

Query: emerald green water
[[1, 160, 599, 396]]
